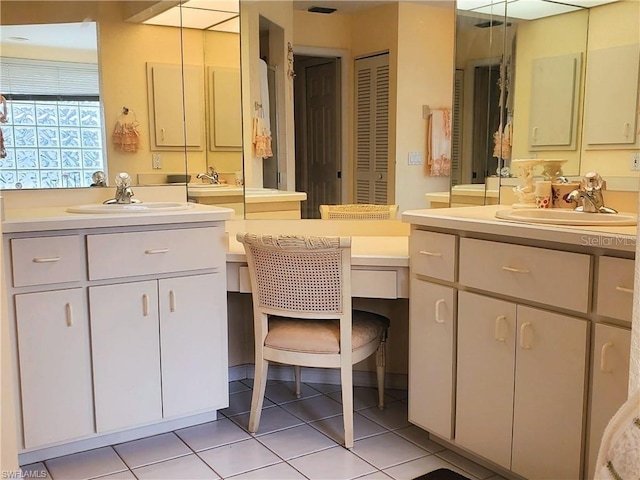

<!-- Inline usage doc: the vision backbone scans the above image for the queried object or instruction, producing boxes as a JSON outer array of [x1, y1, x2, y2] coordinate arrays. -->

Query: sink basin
[[187, 183, 229, 188], [67, 202, 194, 214], [495, 208, 637, 226]]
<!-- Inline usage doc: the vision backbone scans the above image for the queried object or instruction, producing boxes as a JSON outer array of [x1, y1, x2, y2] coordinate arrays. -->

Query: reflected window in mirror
[[0, 22, 103, 189]]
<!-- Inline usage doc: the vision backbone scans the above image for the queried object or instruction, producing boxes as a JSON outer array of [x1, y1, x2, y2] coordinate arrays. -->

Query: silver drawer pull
[[65, 303, 73, 327], [419, 250, 442, 257], [502, 266, 530, 274], [33, 256, 61, 263], [169, 290, 176, 312], [145, 248, 169, 255], [615, 286, 633, 294]]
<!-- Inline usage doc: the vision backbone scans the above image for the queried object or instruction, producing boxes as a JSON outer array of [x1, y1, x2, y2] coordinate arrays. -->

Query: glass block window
[[0, 58, 104, 189]]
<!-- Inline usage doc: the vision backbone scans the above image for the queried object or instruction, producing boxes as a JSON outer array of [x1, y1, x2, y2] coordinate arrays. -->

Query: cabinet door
[[16, 289, 94, 448], [587, 323, 631, 480], [456, 292, 516, 470], [408, 279, 455, 439], [90, 281, 162, 432], [159, 273, 228, 418], [512, 306, 587, 480]]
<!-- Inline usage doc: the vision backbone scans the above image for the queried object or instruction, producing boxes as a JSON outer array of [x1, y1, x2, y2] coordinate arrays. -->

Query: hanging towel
[[426, 108, 451, 177], [492, 121, 512, 161], [252, 59, 273, 159]]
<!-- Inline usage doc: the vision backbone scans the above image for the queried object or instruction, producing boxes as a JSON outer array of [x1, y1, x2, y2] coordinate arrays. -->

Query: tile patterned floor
[[22, 380, 507, 480]]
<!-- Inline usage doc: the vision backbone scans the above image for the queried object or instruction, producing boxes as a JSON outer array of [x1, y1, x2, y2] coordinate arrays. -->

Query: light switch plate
[[631, 152, 640, 171], [152, 153, 162, 169], [408, 152, 423, 165]]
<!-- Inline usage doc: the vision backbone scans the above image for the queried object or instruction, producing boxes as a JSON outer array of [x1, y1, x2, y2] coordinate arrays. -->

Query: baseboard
[[230, 363, 408, 390]]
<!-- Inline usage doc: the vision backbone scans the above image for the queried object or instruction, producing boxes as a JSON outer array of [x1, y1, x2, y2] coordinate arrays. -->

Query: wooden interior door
[[294, 55, 341, 219]]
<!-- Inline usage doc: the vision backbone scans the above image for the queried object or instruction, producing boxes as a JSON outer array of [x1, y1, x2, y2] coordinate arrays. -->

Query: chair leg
[[340, 366, 354, 449], [294, 365, 302, 398], [376, 330, 388, 410], [248, 359, 269, 433]]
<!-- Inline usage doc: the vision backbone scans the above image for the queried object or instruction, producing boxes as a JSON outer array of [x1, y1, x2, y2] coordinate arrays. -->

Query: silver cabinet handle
[[494, 315, 506, 342], [434, 298, 445, 324], [145, 248, 169, 255], [615, 286, 633, 294], [419, 250, 442, 257], [33, 256, 61, 263], [65, 303, 73, 327], [142, 294, 149, 317], [502, 266, 530, 274], [169, 290, 176, 312]]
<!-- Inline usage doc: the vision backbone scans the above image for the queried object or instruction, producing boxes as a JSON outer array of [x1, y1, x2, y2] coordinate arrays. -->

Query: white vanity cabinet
[[404, 210, 634, 480], [5, 219, 229, 454], [15, 288, 95, 449]]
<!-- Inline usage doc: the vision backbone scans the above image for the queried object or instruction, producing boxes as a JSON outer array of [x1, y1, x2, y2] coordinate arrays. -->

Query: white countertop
[[187, 186, 307, 203], [403, 205, 638, 253], [2, 202, 234, 233]]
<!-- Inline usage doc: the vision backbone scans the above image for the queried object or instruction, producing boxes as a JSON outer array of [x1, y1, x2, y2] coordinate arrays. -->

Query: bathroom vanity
[[403, 205, 633, 480], [3, 204, 233, 460]]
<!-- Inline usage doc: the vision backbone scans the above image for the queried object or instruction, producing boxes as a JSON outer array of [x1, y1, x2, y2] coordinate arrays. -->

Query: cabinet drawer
[[410, 230, 456, 281], [87, 227, 222, 280], [11, 235, 83, 287], [596, 256, 634, 322], [352, 269, 397, 299], [459, 238, 590, 313]]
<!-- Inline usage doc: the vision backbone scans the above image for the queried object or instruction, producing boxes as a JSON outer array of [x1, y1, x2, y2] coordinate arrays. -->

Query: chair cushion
[[265, 310, 390, 354]]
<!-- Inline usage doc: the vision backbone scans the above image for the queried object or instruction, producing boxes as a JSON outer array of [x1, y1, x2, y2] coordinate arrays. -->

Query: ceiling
[[142, 0, 240, 32], [0, 22, 97, 52]]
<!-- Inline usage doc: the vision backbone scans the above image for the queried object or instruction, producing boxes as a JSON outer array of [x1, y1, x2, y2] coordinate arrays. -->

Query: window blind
[[0, 57, 99, 96]]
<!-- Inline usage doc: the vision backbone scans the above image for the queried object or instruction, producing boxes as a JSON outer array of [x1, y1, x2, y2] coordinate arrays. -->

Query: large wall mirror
[[452, 0, 639, 209]]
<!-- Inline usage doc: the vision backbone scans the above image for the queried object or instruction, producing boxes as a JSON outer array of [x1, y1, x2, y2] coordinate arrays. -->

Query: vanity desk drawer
[[87, 227, 222, 280], [459, 238, 590, 313], [596, 256, 634, 322], [410, 230, 456, 282], [11, 235, 83, 287]]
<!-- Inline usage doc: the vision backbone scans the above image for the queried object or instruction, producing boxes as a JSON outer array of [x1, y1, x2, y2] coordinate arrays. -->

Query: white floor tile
[[327, 386, 394, 411], [305, 382, 343, 394], [45, 447, 127, 480], [280, 394, 343, 422], [264, 381, 321, 404], [258, 424, 335, 460], [227, 462, 306, 479], [353, 472, 393, 480], [113, 432, 191, 469], [383, 455, 471, 480], [310, 413, 387, 444], [220, 390, 275, 417], [393, 426, 446, 453], [198, 438, 280, 478], [133, 454, 219, 480], [21, 462, 51, 479], [229, 405, 305, 435], [385, 389, 408, 401], [288, 446, 377, 480], [175, 418, 250, 452], [229, 380, 251, 394], [352, 432, 428, 470], [436, 450, 494, 479], [358, 401, 410, 430], [93, 471, 137, 479], [240, 378, 282, 389]]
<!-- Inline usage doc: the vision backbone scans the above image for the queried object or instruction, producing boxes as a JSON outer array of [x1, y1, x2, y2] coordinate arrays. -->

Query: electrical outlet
[[631, 152, 640, 171], [152, 153, 162, 169]]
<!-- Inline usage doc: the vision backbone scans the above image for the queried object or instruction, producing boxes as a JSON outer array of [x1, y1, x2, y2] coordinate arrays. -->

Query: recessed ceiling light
[[308, 6, 337, 14], [7, 36, 29, 42]]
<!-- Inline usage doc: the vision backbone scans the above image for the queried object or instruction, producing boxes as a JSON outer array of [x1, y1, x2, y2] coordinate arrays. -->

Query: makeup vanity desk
[[224, 219, 410, 299]]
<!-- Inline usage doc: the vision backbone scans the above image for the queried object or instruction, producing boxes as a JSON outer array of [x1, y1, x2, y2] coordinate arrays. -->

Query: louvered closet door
[[355, 53, 389, 204]]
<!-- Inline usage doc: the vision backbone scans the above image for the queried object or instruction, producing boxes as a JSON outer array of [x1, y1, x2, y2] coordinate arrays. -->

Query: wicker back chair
[[236, 233, 390, 449], [319, 204, 399, 220]]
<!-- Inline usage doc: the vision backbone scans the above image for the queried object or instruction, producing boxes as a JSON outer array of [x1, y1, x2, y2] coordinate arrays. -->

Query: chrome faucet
[[103, 172, 141, 205], [196, 166, 220, 184], [565, 172, 617, 213]]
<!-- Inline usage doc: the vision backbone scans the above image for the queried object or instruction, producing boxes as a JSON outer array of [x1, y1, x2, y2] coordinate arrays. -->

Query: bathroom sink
[[66, 202, 194, 214], [495, 208, 637, 226]]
